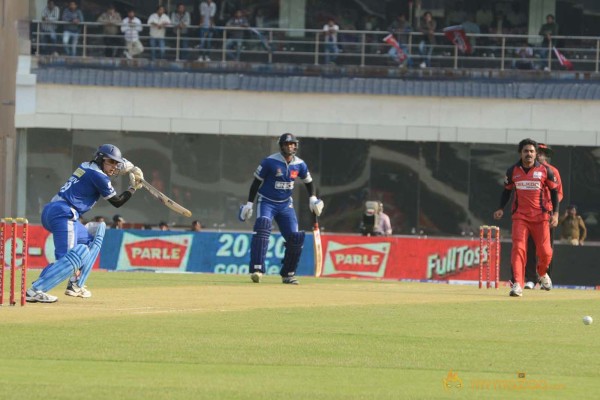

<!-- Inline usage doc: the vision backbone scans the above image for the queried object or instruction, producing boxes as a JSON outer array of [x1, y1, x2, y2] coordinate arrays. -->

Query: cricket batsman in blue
[[239, 133, 324, 284], [26, 144, 144, 303]]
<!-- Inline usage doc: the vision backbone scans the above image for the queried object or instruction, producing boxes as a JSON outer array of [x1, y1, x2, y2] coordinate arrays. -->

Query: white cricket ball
[[583, 316, 593, 325]]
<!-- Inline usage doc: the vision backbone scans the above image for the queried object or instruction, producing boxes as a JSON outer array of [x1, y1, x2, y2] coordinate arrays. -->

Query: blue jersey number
[[59, 176, 79, 193]]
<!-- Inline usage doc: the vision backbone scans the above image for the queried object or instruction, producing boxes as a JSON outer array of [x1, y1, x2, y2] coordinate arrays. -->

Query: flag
[[383, 34, 407, 63], [443, 25, 472, 54], [552, 46, 573, 70]]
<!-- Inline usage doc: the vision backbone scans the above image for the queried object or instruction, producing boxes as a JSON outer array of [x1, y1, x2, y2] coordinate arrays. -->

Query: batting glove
[[309, 196, 324, 216], [238, 202, 253, 221]]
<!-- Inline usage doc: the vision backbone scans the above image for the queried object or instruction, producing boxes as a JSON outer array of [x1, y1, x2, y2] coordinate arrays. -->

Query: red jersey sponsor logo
[[323, 241, 390, 278], [515, 180, 541, 190], [290, 170, 299, 179], [125, 239, 188, 268]]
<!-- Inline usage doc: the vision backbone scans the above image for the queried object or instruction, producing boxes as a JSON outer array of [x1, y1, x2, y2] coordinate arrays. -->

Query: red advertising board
[[1, 225, 99, 269], [321, 234, 486, 281]]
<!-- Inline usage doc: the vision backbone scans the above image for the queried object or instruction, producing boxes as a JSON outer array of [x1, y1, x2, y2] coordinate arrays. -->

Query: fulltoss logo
[[119, 233, 192, 270], [323, 241, 390, 278], [427, 245, 481, 279]]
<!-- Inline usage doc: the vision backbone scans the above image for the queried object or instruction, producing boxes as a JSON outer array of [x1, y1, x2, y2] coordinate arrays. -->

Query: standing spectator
[[191, 220, 202, 231], [418, 11, 436, 68], [493, 138, 559, 297], [121, 9, 144, 59], [198, 0, 217, 61], [40, 0, 60, 55], [387, 14, 412, 67], [322, 18, 339, 65], [171, 3, 191, 60], [97, 4, 122, 58], [61, 1, 84, 57], [374, 202, 392, 236], [559, 205, 587, 246], [112, 214, 125, 229], [148, 5, 171, 60], [522, 143, 563, 289], [225, 10, 248, 61], [539, 14, 558, 67]]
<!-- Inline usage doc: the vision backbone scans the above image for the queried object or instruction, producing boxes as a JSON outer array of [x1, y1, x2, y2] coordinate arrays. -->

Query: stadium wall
[[14, 71, 600, 146]]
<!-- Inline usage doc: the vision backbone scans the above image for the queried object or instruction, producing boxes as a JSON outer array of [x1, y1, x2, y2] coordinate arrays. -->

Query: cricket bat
[[140, 178, 192, 218], [313, 212, 323, 277]]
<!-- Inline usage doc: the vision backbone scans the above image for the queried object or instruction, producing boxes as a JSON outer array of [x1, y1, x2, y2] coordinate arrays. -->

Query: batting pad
[[78, 222, 106, 286], [33, 244, 90, 292], [250, 217, 272, 273], [280, 231, 305, 277]]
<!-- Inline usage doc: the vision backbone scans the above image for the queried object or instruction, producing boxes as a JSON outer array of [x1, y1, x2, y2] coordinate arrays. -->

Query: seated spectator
[[512, 41, 535, 70], [191, 220, 202, 231], [159, 221, 170, 231]]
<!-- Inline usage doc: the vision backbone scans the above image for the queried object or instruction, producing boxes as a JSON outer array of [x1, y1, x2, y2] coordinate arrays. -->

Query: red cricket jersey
[[542, 162, 563, 211], [504, 160, 559, 222]]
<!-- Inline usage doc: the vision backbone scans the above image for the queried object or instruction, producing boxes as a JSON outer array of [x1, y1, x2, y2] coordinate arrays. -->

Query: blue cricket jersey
[[55, 162, 117, 215], [254, 153, 312, 202]]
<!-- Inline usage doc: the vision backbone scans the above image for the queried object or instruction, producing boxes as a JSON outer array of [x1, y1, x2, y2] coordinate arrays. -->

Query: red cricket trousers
[[511, 218, 552, 287]]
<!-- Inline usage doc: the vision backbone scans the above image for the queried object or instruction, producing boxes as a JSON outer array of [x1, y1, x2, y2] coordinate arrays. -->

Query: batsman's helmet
[[94, 144, 125, 166], [278, 133, 299, 156]]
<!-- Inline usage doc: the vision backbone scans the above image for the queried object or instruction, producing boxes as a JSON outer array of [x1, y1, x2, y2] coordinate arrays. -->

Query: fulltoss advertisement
[[14, 225, 488, 282]]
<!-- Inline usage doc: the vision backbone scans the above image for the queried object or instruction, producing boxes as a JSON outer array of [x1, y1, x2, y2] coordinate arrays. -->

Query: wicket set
[[0, 218, 29, 306], [478, 225, 500, 289]]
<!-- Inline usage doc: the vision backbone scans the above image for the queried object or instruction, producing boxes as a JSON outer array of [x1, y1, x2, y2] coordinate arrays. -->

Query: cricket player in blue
[[239, 133, 324, 284], [26, 144, 144, 303]]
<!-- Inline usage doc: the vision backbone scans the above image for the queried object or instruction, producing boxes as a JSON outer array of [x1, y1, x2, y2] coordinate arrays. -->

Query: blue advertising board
[[100, 229, 315, 277]]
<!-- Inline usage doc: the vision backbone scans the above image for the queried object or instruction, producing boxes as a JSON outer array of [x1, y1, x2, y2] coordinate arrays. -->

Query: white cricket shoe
[[539, 274, 552, 291], [509, 282, 523, 297], [250, 272, 262, 283], [524, 281, 535, 290], [124, 50, 132, 60], [26, 288, 58, 303], [65, 281, 92, 298], [282, 276, 299, 285]]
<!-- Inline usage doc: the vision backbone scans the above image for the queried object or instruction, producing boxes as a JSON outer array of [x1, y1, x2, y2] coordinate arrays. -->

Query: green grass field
[[1, 272, 599, 400]]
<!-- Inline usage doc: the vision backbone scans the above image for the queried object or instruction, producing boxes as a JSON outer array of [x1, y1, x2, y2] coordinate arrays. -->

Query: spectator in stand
[[418, 11, 436, 68], [159, 221, 170, 231], [40, 0, 60, 55], [387, 13, 412, 67], [61, 1, 84, 57], [539, 14, 558, 68], [559, 205, 587, 246], [506, 3, 527, 33], [112, 214, 125, 229], [374, 202, 392, 236], [97, 4, 122, 58], [225, 10, 249, 61], [191, 220, 202, 231], [93, 216, 105, 223], [148, 5, 171, 60], [198, 0, 217, 61], [171, 3, 191, 60], [512, 40, 535, 70], [475, 3, 493, 33], [121, 9, 144, 59], [323, 18, 340, 64]]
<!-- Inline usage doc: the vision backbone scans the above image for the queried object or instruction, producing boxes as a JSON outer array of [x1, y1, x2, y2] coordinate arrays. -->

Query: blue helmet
[[278, 133, 298, 156], [94, 144, 125, 167]]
